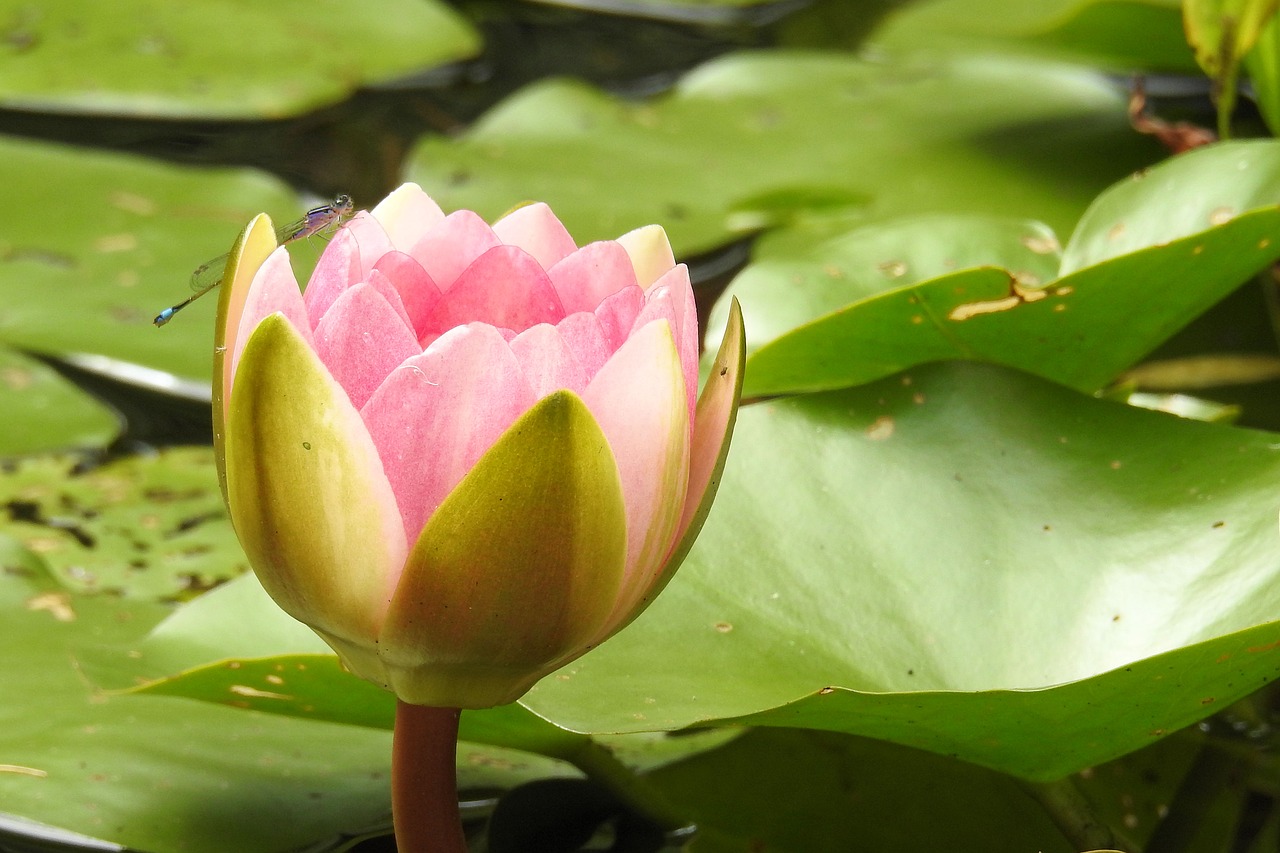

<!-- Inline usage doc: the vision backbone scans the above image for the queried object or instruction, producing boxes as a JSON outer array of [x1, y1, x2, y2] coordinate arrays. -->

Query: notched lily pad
[[91, 569, 743, 774], [0, 447, 240, 600], [88, 362, 1280, 783], [517, 361, 1280, 781]]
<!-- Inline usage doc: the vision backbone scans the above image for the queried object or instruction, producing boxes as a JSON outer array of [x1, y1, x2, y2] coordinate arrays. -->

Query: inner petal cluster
[[231, 192, 699, 557]]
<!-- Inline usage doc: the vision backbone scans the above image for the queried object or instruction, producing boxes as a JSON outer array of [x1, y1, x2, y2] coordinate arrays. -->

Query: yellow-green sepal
[[224, 313, 407, 659], [381, 390, 628, 708], [213, 213, 283, 502]]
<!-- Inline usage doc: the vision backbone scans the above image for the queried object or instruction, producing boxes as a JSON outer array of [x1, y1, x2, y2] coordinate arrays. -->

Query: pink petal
[[365, 269, 415, 333], [594, 285, 645, 353], [371, 183, 446, 252], [617, 224, 676, 288], [630, 301, 688, 424], [314, 282, 422, 410], [492, 202, 578, 270], [406, 210, 501, 291], [581, 318, 689, 624], [548, 240, 639, 314], [343, 212, 396, 282], [509, 323, 589, 398], [418, 245, 566, 344], [231, 247, 314, 386], [555, 311, 611, 381], [637, 266, 699, 420], [304, 227, 364, 327], [372, 251, 444, 340], [360, 324, 537, 547]]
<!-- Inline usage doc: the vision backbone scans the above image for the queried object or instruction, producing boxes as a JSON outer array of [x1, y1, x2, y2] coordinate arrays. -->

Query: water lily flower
[[212, 184, 744, 709]]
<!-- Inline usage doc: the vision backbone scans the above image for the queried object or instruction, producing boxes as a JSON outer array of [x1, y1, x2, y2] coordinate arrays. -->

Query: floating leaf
[[519, 362, 1280, 781], [405, 51, 1154, 256], [711, 140, 1280, 397], [0, 448, 240, 600], [0, 0, 480, 119]]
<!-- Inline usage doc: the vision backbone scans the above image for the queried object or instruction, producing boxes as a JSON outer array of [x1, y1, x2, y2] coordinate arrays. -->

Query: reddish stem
[[392, 702, 466, 852]]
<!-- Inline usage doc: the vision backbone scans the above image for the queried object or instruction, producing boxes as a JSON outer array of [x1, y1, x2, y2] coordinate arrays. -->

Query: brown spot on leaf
[[229, 685, 293, 700], [948, 276, 1050, 321], [26, 592, 74, 622], [949, 295, 1020, 321], [878, 260, 907, 278], [110, 191, 157, 216], [94, 233, 138, 253], [1021, 234, 1061, 254], [865, 416, 894, 440]]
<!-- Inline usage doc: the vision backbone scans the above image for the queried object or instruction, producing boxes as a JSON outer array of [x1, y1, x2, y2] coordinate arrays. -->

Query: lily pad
[[713, 140, 1280, 397], [88, 568, 739, 775], [112, 363, 1280, 782], [0, 448, 241, 600], [0, 531, 602, 851], [518, 362, 1280, 781], [0, 133, 340, 382], [0, 348, 119, 455], [404, 50, 1156, 257], [647, 725, 1203, 851], [870, 0, 1197, 72], [0, 0, 481, 119], [0, 540, 387, 853]]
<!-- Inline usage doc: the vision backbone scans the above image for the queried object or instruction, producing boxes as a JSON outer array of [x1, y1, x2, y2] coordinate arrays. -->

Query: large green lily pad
[[712, 140, 1280, 397], [405, 50, 1156, 257], [82, 563, 739, 774], [118, 363, 1280, 782], [0, 532, 596, 852], [0, 0, 480, 119], [517, 362, 1280, 781], [0, 133, 337, 382]]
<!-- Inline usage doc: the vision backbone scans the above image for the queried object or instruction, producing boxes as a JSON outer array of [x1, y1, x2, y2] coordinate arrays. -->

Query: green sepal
[[224, 313, 407, 657], [381, 390, 628, 708], [213, 213, 283, 502]]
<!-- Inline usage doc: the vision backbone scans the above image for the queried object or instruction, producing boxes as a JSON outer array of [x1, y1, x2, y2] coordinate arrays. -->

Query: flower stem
[[1022, 776, 1137, 852], [392, 702, 465, 853]]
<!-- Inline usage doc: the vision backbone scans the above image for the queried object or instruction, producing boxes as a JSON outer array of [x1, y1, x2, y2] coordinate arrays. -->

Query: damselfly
[[153, 194, 355, 327]]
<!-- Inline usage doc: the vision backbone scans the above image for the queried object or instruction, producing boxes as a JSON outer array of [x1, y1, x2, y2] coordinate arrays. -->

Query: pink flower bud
[[212, 184, 744, 708]]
